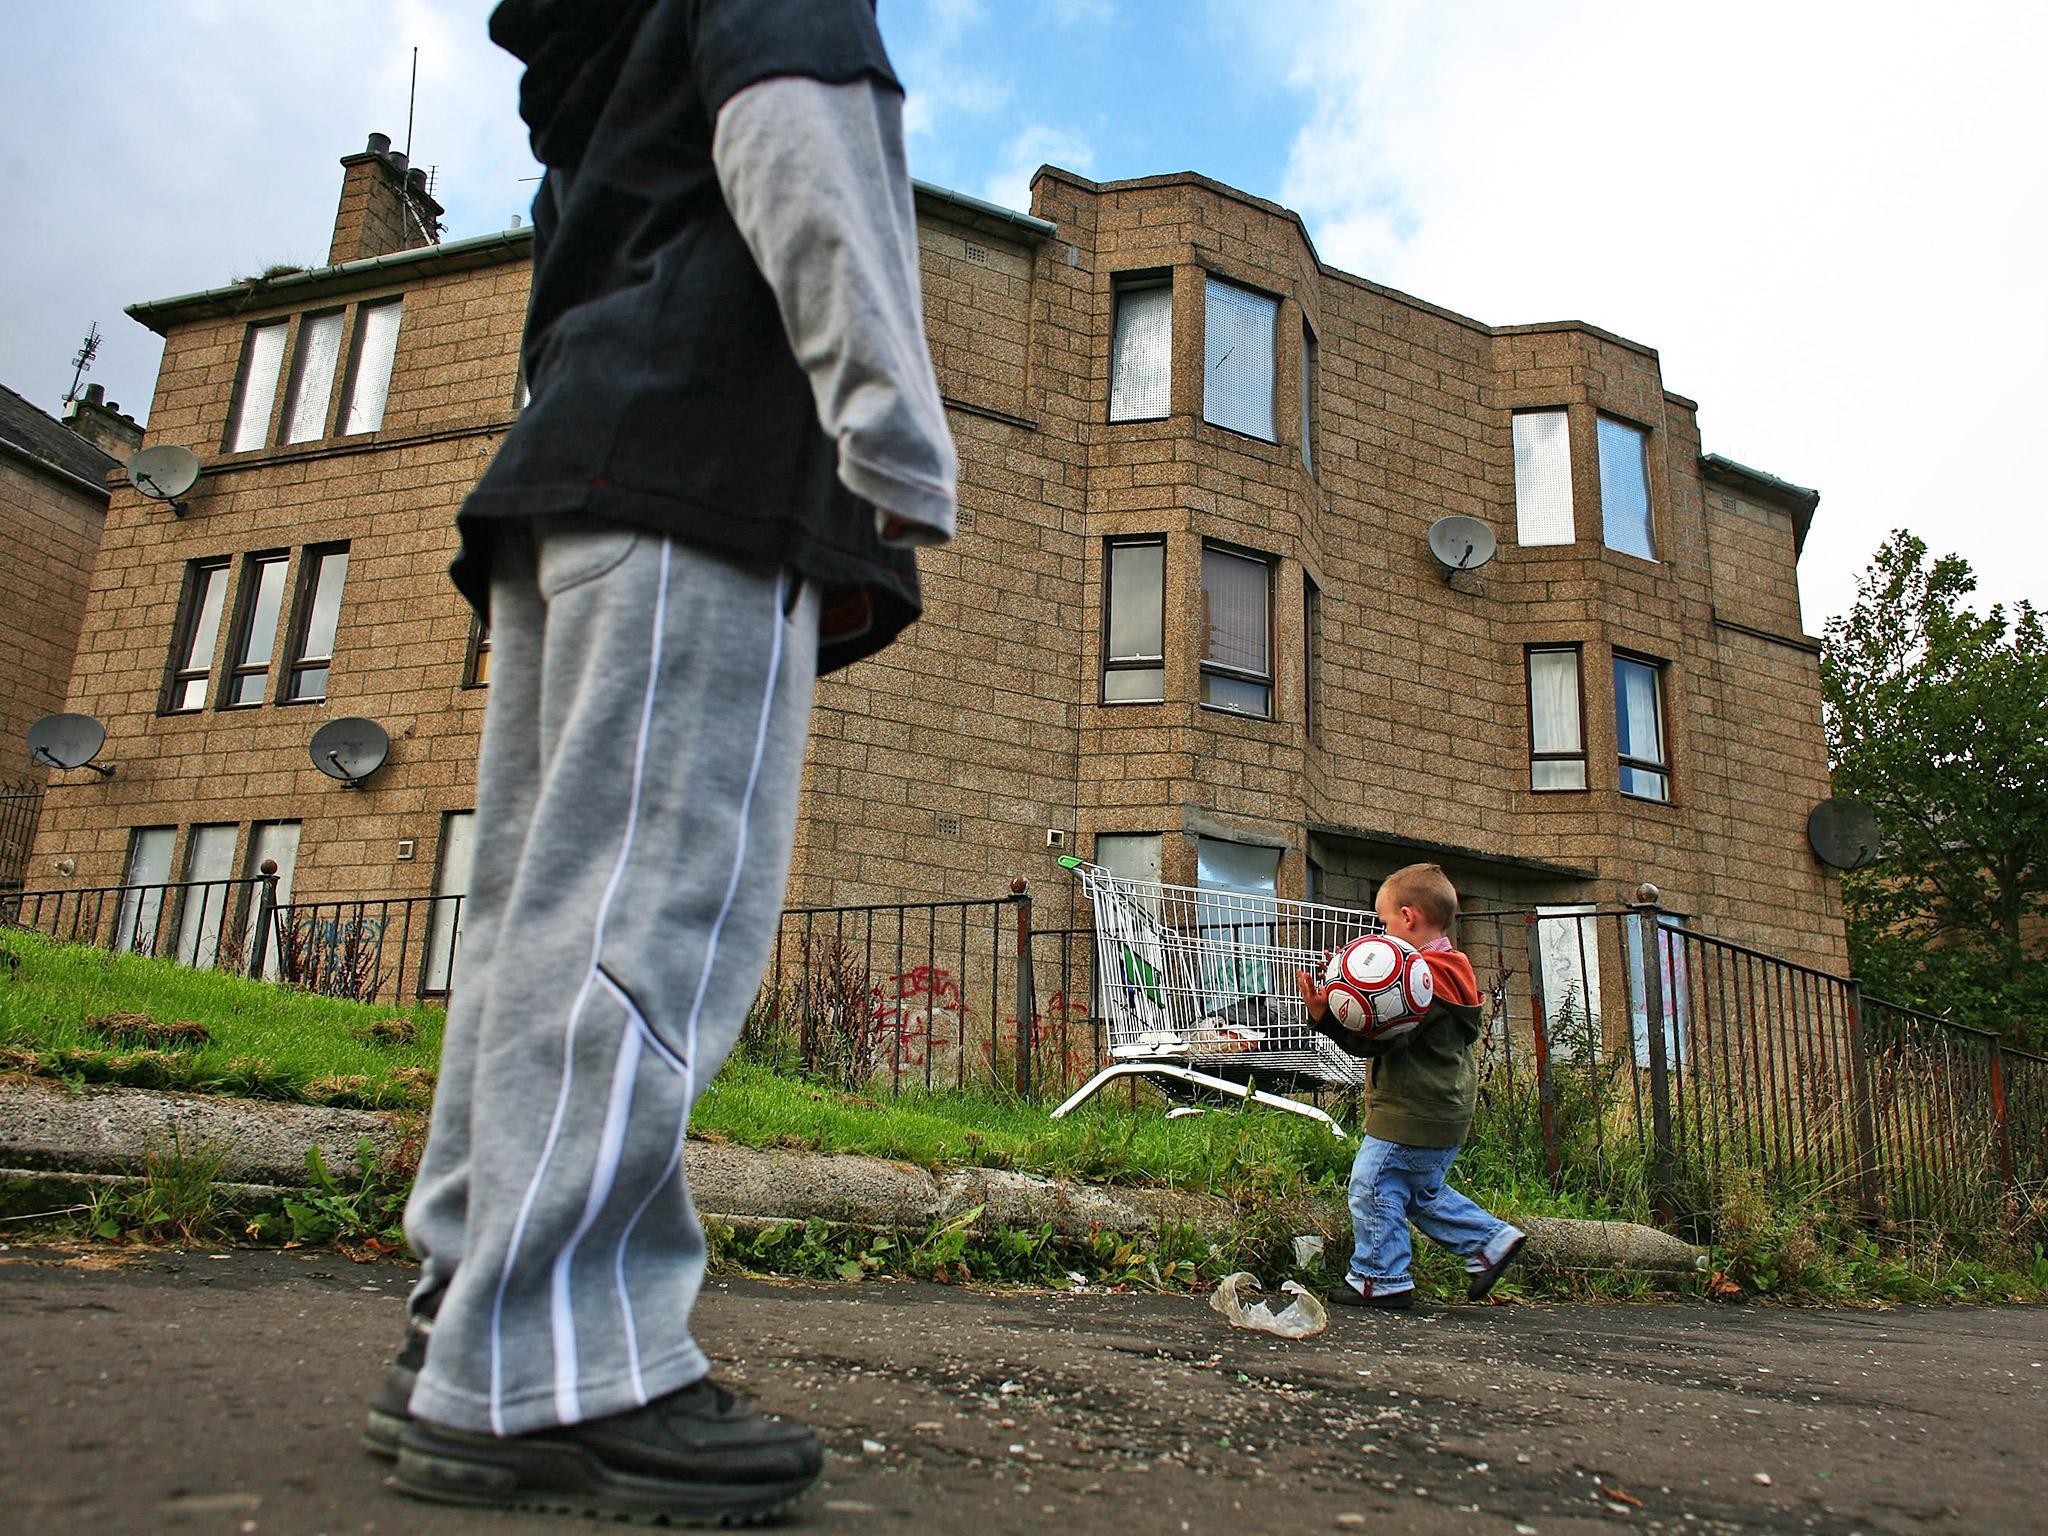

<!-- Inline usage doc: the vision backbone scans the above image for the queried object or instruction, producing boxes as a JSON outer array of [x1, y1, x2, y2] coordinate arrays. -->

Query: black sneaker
[[390, 1377, 823, 1526], [362, 1322, 430, 1460], [1325, 1279, 1415, 1311], [1467, 1230, 1529, 1302]]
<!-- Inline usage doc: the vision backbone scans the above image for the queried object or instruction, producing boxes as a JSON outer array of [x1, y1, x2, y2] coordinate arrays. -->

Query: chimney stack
[[328, 130, 444, 267], [62, 384, 144, 459]]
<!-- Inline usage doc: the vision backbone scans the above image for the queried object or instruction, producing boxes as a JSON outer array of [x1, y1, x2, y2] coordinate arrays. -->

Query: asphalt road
[[1, 1244, 2041, 1535]]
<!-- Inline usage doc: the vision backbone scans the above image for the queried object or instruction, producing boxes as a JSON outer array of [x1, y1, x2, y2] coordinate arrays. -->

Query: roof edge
[[1700, 452, 1820, 552]]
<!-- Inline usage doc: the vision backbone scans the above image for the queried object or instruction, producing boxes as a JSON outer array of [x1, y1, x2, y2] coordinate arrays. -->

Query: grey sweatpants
[[404, 517, 818, 1436]]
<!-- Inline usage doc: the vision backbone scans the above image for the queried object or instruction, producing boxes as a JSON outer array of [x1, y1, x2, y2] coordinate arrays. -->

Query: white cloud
[[1257, 0, 2048, 629], [0, 2, 534, 422], [983, 124, 1097, 213]]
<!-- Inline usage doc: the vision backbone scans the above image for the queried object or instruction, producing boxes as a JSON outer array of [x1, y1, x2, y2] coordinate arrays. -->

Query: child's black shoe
[[1326, 1278, 1415, 1311], [1467, 1229, 1529, 1302]]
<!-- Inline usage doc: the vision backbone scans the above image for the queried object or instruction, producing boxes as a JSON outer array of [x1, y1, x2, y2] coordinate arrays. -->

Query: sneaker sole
[[390, 1434, 818, 1528], [362, 1408, 406, 1462]]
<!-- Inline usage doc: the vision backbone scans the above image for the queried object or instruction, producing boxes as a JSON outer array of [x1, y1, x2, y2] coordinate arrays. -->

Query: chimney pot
[[388, 149, 409, 176], [106, 402, 119, 415], [84, 383, 105, 405], [406, 166, 428, 194], [366, 131, 391, 157]]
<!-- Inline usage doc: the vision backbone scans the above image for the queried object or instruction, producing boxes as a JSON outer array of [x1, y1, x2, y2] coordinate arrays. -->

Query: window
[[174, 824, 239, 968], [1102, 538, 1165, 703], [224, 320, 288, 452], [244, 820, 301, 982], [163, 558, 231, 713], [223, 553, 290, 707], [1534, 904, 1602, 1056], [1300, 322, 1317, 473], [283, 544, 349, 703], [1628, 912, 1691, 1070], [1200, 544, 1272, 717], [423, 810, 477, 995], [280, 309, 345, 444], [1597, 415, 1655, 559], [1525, 646, 1587, 790], [1613, 653, 1670, 801], [1512, 409, 1574, 546], [464, 616, 493, 687], [1196, 837, 1282, 1003], [115, 827, 177, 955], [1108, 279, 1171, 421], [339, 298, 403, 435], [1303, 573, 1322, 741], [1094, 833, 1163, 887], [1202, 277, 1276, 441]]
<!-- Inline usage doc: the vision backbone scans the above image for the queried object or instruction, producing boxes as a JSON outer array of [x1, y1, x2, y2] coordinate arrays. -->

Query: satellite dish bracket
[[326, 749, 369, 789], [1438, 541, 1478, 583], [33, 743, 115, 778]]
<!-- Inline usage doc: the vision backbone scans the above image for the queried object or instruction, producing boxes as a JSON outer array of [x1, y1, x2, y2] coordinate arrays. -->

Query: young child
[[1298, 863, 1526, 1308]]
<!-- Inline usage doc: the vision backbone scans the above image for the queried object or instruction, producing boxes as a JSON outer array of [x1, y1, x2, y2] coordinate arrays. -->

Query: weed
[[86, 1131, 233, 1244], [244, 1137, 411, 1259]]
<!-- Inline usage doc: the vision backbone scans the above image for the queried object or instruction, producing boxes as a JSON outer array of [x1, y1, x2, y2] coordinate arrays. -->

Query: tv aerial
[[1426, 515, 1497, 584], [1807, 797, 1880, 871], [126, 444, 201, 517], [309, 718, 390, 789], [27, 713, 115, 778]]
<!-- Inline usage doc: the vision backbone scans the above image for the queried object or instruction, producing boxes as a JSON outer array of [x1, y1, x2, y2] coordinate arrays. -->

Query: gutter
[[1700, 452, 1820, 553]]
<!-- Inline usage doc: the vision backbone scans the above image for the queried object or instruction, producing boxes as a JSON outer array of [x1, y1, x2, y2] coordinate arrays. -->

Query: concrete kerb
[[0, 1078, 1706, 1276]]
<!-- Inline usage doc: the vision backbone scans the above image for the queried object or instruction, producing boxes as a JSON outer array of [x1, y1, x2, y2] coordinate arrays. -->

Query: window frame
[[1198, 541, 1275, 720], [1596, 412, 1657, 561], [1524, 643, 1589, 793], [1200, 274, 1279, 443], [1100, 536, 1167, 705], [464, 615, 493, 689], [280, 542, 350, 705], [1300, 320, 1318, 475], [338, 296, 404, 436], [1511, 407, 1576, 547], [222, 318, 289, 453], [1612, 649, 1673, 803], [278, 307, 347, 445], [1107, 273, 1173, 425], [219, 550, 292, 710], [160, 556, 232, 715], [1303, 571, 1322, 742]]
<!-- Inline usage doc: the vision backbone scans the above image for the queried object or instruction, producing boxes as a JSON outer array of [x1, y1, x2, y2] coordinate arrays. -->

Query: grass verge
[[3, 931, 2042, 1303]]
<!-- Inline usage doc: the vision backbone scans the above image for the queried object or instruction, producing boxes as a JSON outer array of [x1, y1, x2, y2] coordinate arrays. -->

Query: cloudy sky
[[3, 1, 2040, 632]]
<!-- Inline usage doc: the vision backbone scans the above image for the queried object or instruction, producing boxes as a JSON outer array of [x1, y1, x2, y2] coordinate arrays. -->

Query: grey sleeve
[[713, 74, 957, 547]]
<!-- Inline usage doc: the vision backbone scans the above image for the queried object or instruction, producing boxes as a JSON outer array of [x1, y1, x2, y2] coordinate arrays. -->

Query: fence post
[[1521, 914, 1561, 1187], [1011, 877, 1035, 1098], [1987, 1033, 2015, 1200], [246, 861, 280, 980], [1633, 897, 1677, 1223], [1843, 978, 1883, 1224]]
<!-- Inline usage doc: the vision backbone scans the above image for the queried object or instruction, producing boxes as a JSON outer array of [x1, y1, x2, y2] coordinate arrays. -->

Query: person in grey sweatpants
[[403, 518, 818, 1436], [367, 1, 957, 1523]]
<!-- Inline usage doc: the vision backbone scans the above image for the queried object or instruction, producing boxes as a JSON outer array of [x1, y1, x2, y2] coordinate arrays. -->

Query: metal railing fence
[[6, 869, 2043, 1256], [1, 789, 42, 892]]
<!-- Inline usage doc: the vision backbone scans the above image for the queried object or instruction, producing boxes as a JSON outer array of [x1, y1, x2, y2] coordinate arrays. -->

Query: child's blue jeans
[[1347, 1134, 1515, 1293]]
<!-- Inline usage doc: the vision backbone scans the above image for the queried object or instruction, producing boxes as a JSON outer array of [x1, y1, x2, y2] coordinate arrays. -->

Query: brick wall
[[0, 456, 104, 787]]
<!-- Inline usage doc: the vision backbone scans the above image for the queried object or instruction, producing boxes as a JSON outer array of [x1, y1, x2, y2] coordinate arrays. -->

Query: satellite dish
[[1426, 515, 1497, 582], [309, 717, 390, 789], [126, 444, 201, 516], [1807, 797, 1880, 871], [27, 713, 115, 777]]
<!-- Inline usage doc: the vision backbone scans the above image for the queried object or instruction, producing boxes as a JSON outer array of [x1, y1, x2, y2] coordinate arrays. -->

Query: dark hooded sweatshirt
[[459, 0, 926, 675]]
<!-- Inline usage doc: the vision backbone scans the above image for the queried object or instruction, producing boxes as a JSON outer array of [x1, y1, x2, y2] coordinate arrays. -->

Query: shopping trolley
[[1052, 856, 1384, 1137]]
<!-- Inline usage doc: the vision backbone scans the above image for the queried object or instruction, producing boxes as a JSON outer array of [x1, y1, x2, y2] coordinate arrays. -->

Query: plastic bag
[[1209, 1271, 1328, 1339]]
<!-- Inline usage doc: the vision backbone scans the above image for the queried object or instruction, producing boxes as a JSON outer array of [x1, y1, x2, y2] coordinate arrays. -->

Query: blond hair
[[1379, 863, 1459, 931]]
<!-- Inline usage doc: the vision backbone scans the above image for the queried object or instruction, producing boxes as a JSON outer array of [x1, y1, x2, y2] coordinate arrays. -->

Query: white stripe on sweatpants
[[611, 569, 793, 1407]]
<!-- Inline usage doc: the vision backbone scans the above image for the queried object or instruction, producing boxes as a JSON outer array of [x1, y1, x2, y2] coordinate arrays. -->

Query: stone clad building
[[27, 135, 1847, 996]]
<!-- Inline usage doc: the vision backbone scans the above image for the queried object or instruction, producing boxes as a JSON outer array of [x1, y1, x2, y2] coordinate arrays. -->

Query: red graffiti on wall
[[873, 964, 966, 1069]]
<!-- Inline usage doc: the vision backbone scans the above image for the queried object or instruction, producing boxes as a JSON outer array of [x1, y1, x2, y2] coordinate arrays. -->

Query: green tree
[[1820, 531, 2048, 1049]]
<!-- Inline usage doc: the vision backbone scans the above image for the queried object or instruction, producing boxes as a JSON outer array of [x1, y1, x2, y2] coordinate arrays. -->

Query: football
[[1322, 934, 1434, 1041]]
